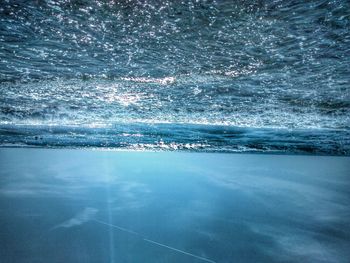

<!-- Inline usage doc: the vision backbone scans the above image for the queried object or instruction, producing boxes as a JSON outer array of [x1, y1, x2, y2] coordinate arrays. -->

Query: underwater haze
[[1, 149, 350, 263], [0, 0, 350, 154]]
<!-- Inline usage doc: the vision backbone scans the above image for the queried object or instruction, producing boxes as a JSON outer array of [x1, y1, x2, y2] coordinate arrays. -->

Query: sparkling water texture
[[0, 0, 349, 154]]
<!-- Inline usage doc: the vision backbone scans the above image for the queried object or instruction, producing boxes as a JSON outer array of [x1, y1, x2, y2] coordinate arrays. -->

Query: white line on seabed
[[93, 219, 216, 263]]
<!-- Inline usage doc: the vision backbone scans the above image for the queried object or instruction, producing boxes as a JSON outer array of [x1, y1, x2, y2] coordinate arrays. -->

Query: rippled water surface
[[0, 0, 349, 154]]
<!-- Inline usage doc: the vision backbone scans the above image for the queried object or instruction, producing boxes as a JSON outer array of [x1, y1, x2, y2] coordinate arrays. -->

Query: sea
[[1, 0, 349, 154]]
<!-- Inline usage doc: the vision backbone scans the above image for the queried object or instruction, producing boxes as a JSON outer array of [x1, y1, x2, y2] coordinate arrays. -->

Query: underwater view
[[0, 0, 350, 262], [0, 0, 349, 154]]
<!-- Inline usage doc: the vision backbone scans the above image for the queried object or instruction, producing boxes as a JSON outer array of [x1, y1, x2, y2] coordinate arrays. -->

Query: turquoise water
[[1, 0, 350, 154], [1, 149, 349, 262]]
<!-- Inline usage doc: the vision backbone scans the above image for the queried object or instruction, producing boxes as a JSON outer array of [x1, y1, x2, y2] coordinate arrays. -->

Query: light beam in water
[[93, 219, 216, 263]]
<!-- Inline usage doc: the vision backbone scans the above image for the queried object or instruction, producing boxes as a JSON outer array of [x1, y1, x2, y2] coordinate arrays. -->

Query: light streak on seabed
[[104, 161, 116, 263], [97, 161, 215, 262], [93, 219, 216, 263]]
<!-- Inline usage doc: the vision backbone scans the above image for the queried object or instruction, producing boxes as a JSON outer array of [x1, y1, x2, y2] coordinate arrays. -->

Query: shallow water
[[0, 0, 349, 154], [0, 149, 350, 263]]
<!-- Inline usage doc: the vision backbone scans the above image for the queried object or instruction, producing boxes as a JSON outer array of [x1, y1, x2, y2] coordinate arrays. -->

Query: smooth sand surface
[[0, 148, 349, 263]]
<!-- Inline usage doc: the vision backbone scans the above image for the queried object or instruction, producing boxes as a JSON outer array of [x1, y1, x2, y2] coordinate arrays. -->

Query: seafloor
[[0, 148, 349, 263]]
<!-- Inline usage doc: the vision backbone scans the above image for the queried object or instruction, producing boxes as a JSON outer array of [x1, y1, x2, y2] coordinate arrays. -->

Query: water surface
[[0, 0, 349, 154]]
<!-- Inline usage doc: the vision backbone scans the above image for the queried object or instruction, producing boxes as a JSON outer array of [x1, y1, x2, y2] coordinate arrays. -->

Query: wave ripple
[[1, 0, 349, 154]]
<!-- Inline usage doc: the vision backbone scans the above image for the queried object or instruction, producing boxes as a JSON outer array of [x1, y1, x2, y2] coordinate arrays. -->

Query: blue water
[[1, 0, 349, 154], [1, 149, 350, 262]]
